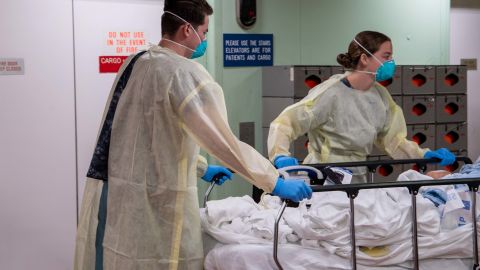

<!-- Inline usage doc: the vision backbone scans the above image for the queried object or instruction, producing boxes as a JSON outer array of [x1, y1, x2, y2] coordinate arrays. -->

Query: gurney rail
[[308, 156, 472, 176], [273, 157, 478, 270]]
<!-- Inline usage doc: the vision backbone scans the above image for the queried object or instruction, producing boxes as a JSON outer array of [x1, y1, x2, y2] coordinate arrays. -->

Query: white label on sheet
[[0, 58, 25, 75], [290, 67, 294, 81]]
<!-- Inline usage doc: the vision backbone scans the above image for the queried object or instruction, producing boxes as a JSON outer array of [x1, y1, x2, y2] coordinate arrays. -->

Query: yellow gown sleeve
[[174, 67, 279, 193], [267, 99, 317, 162], [267, 76, 342, 162]]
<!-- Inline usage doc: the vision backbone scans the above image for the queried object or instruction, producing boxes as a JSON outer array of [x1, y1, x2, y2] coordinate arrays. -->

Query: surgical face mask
[[353, 39, 396, 82], [163, 11, 207, 59], [190, 31, 207, 59]]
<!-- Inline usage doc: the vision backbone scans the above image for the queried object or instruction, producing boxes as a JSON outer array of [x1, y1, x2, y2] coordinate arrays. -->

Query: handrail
[[273, 156, 477, 270], [204, 157, 473, 207], [201, 156, 477, 270], [306, 156, 472, 170], [310, 177, 480, 193], [273, 177, 480, 270]]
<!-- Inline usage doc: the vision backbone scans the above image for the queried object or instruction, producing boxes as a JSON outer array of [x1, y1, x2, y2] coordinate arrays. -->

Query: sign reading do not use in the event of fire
[[223, 34, 273, 67], [99, 31, 147, 73]]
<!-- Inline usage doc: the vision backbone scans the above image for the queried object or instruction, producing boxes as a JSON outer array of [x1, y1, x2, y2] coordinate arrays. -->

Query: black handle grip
[[212, 168, 235, 184], [285, 200, 300, 208], [212, 173, 227, 184]]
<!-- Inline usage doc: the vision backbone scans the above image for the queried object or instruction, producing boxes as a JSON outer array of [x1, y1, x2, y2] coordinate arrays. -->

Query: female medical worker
[[267, 31, 455, 182]]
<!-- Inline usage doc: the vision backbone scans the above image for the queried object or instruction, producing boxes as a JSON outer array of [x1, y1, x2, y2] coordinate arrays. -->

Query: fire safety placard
[[98, 31, 148, 73], [99, 55, 129, 73]]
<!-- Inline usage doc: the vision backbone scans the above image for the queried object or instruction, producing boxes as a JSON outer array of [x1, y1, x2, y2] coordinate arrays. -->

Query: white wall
[[0, 0, 164, 269], [450, 8, 480, 160], [0, 0, 77, 269], [73, 0, 163, 215]]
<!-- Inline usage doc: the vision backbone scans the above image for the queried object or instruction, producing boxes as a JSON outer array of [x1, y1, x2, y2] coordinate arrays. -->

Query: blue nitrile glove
[[274, 155, 299, 169], [421, 188, 448, 207], [424, 148, 456, 166], [271, 178, 312, 202], [201, 165, 233, 185]]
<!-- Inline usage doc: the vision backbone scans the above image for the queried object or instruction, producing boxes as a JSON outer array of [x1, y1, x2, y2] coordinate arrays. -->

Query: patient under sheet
[[400, 159, 480, 231], [201, 160, 480, 267]]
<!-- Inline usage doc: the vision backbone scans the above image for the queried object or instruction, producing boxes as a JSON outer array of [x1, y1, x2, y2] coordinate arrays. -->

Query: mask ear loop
[[353, 39, 383, 66], [164, 10, 188, 24], [164, 11, 203, 43]]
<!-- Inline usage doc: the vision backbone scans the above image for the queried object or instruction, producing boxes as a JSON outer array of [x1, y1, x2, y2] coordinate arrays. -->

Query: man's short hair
[[162, 0, 213, 36]]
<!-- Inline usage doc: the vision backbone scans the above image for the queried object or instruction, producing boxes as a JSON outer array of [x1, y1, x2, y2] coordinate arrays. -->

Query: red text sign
[[99, 56, 128, 73], [106, 31, 145, 54]]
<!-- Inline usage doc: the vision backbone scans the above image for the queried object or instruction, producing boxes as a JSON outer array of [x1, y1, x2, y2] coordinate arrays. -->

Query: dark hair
[[162, 0, 213, 36], [337, 31, 391, 69]]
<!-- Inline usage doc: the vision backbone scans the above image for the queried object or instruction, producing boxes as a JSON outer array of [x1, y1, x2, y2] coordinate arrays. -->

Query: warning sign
[[100, 31, 147, 73], [99, 56, 129, 73], [106, 31, 146, 54], [223, 34, 273, 67], [0, 58, 25, 75]]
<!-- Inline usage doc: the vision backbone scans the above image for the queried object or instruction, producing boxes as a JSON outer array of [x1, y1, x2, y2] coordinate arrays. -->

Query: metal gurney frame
[[271, 156, 479, 270]]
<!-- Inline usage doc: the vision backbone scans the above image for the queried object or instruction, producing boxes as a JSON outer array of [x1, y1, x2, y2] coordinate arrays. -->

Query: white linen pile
[[201, 171, 477, 267]]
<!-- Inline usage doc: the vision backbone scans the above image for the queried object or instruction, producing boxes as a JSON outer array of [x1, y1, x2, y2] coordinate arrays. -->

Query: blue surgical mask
[[163, 11, 208, 59], [190, 25, 207, 59], [191, 40, 207, 58], [353, 39, 396, 82], [375, 59, 395, 81]]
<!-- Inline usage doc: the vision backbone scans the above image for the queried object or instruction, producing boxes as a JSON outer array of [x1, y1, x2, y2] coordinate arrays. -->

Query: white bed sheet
[[201, 167, 480, 269], [204, 242, 472, 270]]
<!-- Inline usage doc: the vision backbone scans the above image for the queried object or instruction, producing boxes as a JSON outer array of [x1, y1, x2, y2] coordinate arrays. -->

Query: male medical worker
[[74, 1, 312, 269]]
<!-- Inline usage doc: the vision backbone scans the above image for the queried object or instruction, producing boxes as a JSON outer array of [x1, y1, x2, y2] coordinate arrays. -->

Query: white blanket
[[204, 243, 472, 270], [201, 172, 478, 267]]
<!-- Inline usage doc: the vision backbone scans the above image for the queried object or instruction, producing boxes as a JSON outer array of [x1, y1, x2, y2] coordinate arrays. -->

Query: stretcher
[[203, 157, 480, 270]]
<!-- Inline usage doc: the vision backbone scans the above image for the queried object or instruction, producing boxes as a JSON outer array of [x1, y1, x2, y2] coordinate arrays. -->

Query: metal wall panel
[[436, 95, 467, 123], [402, 65, 436, 95], [407, 124, 436, 150], [403, 95, 436, 124], [262, 66, 295, 97], [436, 65, 467, 94], [436, 123, 468, 151], [262, 97, 295, 127]]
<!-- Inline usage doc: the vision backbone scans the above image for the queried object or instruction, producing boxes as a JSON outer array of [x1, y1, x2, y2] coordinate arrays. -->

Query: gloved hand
[[201, 165, 233, 185], [271, 178, 312, 202], [424, 148, 456, 166], [274, 155, 299, 169]]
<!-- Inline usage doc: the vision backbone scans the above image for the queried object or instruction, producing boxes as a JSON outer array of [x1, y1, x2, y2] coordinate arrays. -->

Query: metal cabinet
[[402, 65, 435, 95]]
